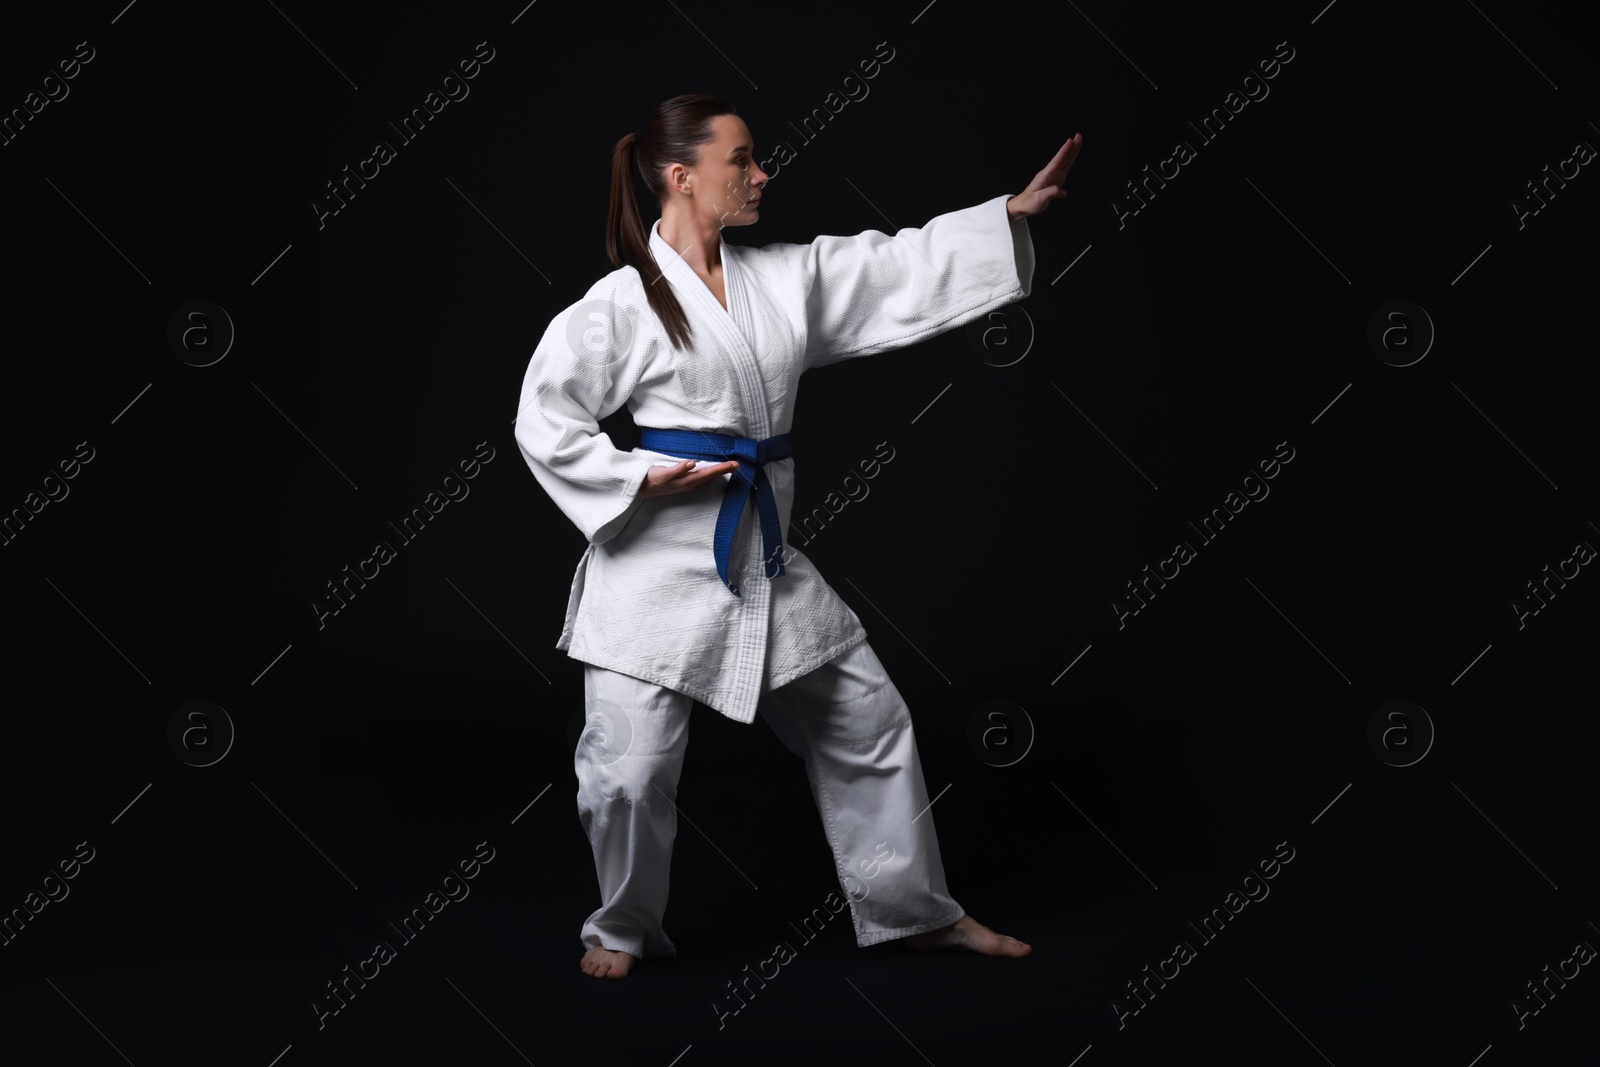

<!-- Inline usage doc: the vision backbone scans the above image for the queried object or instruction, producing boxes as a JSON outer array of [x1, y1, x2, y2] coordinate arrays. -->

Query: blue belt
[[639, 428, 792, 596]]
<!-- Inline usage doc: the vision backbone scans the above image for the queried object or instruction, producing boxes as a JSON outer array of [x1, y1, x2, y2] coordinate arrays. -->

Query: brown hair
[[607, 94, 739, 351]]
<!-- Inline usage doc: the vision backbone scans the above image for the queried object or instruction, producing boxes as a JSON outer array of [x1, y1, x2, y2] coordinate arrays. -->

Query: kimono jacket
[[513, 193, 1036, 724]]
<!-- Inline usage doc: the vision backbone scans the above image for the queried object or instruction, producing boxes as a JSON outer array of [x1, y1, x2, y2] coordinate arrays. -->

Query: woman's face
[[681, 114, 768, 227]]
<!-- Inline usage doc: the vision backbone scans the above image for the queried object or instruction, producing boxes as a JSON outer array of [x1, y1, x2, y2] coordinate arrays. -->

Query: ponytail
[[605, 94, 738, 351]]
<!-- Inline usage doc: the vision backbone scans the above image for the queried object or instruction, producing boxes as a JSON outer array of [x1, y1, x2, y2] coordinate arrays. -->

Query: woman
[[513, 93, 1082, 979]]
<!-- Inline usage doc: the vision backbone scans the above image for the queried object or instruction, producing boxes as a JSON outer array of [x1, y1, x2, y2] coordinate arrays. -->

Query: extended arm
[[797, 133, 1082, 371]]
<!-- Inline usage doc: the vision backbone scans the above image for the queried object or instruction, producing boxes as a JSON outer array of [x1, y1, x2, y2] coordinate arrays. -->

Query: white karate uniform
[[513, 193, 1035, 725], [513, 194, 1036, 954]]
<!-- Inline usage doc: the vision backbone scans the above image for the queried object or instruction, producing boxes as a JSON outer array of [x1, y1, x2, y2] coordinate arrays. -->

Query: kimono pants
[[575, 640, 964, 957]]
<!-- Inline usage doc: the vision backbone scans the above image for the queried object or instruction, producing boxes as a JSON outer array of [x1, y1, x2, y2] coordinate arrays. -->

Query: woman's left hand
[[1007, 133, 1084, 221]]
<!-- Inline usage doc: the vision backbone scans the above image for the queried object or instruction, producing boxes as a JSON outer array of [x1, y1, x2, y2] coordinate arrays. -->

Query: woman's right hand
[[639, 459, 741, 498]]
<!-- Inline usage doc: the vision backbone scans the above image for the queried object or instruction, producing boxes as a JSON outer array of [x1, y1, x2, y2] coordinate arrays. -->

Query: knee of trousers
[[577, 750, 683, 807]]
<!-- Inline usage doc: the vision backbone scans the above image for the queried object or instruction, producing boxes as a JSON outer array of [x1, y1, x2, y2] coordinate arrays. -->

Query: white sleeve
[[800, 193, 1036, 371], [513, 293, 659, 545]]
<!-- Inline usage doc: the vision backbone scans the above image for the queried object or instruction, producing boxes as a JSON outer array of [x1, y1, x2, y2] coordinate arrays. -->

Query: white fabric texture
[[514, 194, 1036, 723], [576, 640, 963, 956]]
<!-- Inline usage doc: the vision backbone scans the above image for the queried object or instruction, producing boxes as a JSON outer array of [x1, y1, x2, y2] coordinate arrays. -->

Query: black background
[[1, 1, 1595, 1064]]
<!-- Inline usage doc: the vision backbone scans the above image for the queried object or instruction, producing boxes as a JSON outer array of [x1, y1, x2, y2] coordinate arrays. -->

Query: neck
[[655, 204, 723, 274]]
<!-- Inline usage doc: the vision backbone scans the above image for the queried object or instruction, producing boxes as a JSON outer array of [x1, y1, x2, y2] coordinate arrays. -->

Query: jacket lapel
[[649, 221, 771, 439]]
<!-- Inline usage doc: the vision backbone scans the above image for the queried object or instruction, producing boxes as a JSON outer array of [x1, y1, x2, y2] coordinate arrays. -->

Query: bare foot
[[902, 914, 1031, 957], [580, 945, 637, 979]]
